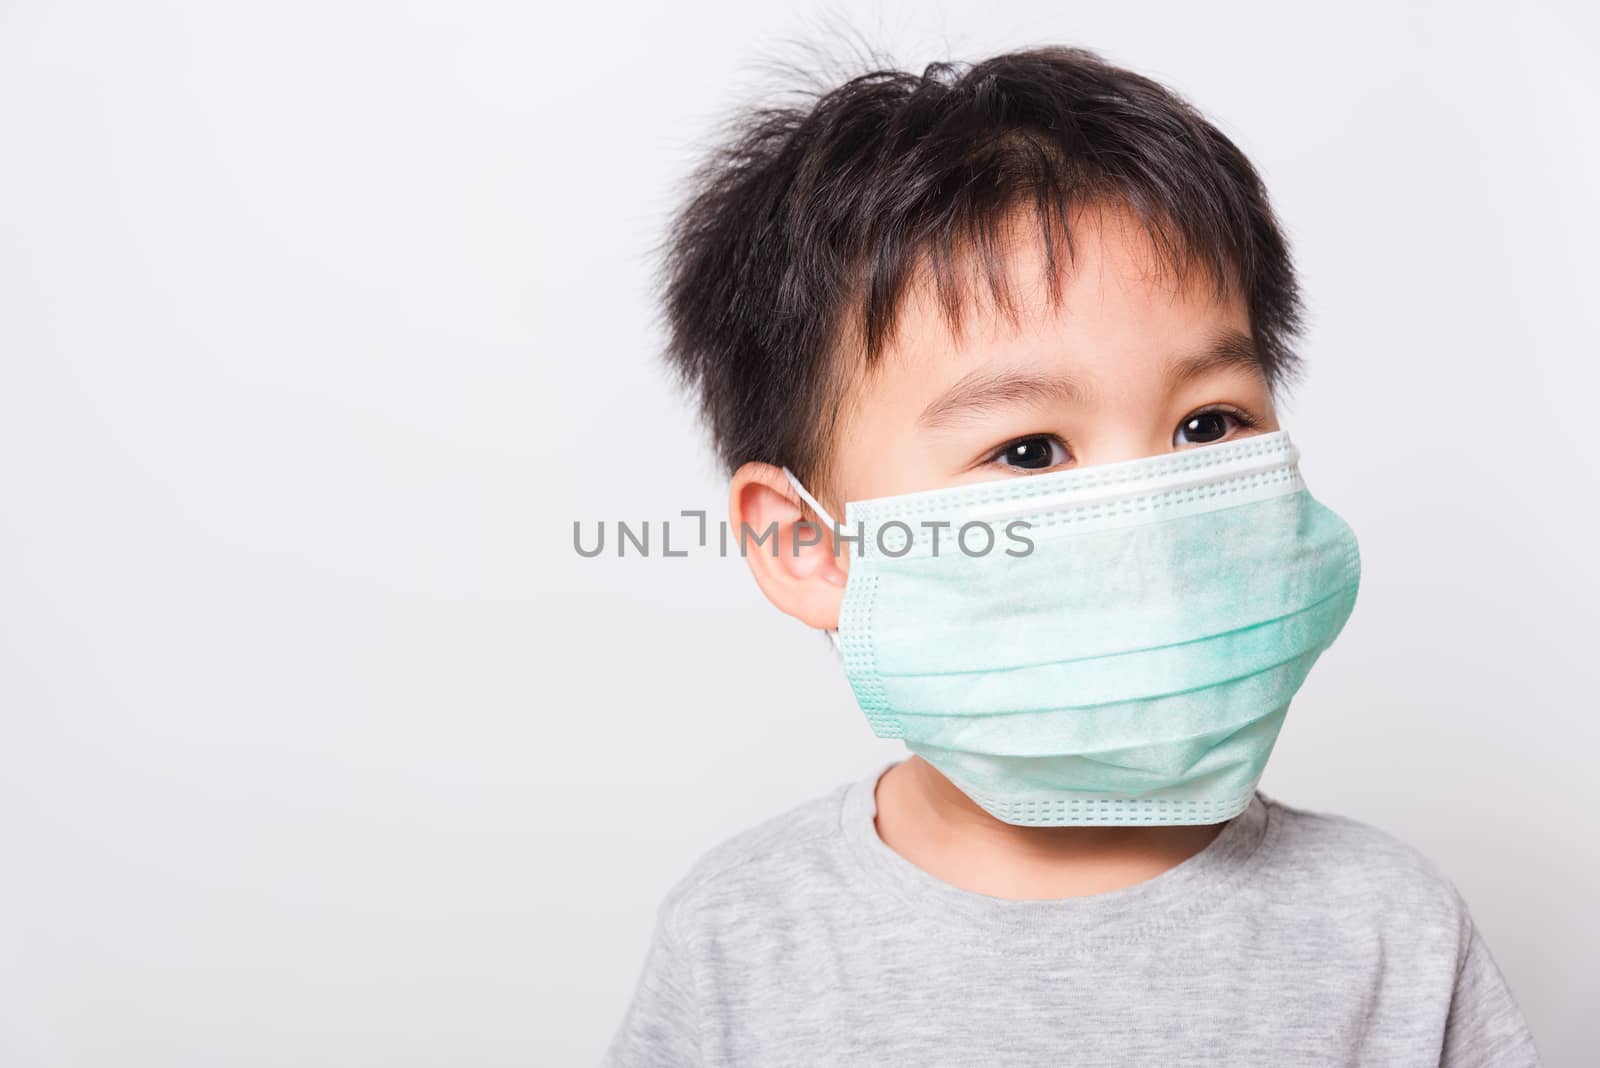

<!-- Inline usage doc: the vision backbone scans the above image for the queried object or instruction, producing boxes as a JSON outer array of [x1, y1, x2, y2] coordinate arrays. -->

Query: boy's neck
[[872, 756, 1228, 900]]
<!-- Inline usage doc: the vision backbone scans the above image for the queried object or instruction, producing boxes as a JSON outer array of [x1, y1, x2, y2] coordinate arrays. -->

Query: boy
[[604, 44, 1539, 1066]]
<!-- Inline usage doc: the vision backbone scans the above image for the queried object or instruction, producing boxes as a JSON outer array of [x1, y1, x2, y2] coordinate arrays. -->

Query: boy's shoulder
[[1256, 791, 1473, 931], [657, 775, 857, 927]]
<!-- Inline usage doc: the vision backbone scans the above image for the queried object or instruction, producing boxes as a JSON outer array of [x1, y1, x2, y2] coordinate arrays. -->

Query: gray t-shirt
[[602, 761, 1539, 1066]]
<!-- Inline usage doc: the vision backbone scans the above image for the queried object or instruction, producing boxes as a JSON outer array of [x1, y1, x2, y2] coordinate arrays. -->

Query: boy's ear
[[728, 462, 848, 630]]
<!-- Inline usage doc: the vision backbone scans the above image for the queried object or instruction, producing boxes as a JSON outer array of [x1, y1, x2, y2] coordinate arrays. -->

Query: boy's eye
[[990, 435, 1071, 472], [1174, 408, 1254, 447]]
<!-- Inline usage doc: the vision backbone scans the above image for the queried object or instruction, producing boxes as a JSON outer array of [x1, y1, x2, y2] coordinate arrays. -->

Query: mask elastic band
[[781, 466, 840, 529]]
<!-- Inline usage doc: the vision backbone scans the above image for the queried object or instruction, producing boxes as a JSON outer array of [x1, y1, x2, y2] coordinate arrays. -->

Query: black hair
[[650, 43, 1306, 491]]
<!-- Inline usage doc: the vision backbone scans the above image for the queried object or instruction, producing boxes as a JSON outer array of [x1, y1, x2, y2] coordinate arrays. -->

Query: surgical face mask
[[783, 430, 1360, 827]]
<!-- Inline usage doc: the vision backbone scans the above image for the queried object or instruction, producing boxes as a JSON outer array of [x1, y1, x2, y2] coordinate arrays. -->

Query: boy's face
[[730, 198, 1279, 628]]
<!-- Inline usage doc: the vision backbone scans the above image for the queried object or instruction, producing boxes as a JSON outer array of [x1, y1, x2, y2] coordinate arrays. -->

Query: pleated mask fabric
[[784, 430, 1360, 827]]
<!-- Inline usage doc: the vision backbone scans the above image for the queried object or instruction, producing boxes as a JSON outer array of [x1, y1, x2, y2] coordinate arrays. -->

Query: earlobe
[[728, 462, 848, 630]]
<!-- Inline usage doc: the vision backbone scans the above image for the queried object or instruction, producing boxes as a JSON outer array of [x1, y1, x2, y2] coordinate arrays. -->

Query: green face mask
[[784, 430, 1361, 827]]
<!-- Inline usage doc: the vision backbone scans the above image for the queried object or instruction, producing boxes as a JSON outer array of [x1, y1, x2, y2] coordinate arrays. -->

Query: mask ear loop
[[780, 466, 839, 529], [781, 467, 846, 656]]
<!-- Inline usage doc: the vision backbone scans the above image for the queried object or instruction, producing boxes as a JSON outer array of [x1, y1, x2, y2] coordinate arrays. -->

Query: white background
[[2, 1, 1596, 1065]]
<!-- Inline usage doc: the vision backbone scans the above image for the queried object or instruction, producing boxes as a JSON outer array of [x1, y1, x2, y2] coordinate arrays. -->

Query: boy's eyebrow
[[1166, 328, 1265, 389], [918, 329, 1263, 429], [918, 368, 1087, 429]]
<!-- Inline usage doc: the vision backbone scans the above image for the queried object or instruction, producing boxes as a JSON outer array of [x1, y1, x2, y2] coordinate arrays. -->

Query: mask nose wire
[[780, 466, 840, 530]]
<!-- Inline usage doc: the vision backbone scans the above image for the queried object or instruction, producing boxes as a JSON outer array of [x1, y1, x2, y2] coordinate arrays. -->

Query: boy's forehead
[[866, 202, 1253, 400]]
